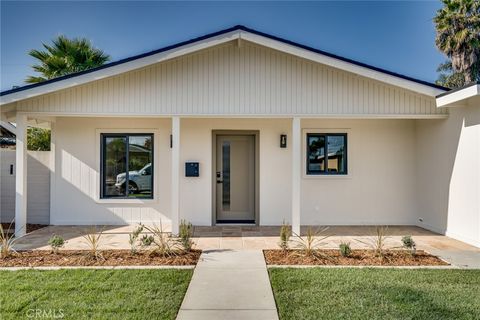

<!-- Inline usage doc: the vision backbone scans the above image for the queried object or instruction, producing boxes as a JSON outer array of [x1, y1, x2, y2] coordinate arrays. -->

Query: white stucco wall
[[300, 119, 417, 225], [416, 105, 480, 247], [51, 117, 172, 225], [52, 117, 420, 227]]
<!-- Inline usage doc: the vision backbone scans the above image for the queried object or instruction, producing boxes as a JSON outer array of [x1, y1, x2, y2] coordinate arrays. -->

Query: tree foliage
[[434, 0, 480, 87], [435, 60, 471, 88], [26, 35, 110, 83], [27, 127, 51, 151]]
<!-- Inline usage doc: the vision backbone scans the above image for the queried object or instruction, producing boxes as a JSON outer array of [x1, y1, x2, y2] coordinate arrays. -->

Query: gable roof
[[0, 25, 448, 105]]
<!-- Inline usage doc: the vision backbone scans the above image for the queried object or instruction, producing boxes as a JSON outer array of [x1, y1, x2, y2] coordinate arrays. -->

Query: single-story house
[[1, 26, 479, 247]]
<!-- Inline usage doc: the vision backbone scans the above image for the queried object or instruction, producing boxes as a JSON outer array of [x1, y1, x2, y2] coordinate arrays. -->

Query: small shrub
[[141, 234, 154, 246], [144, 222, 180, 257], [0, 222, 18, 259], [48, 234, 65, 254], [293, 226, 330, 258], [402, 235, 417, 256], [357, 226, 389, 258], [82, 226, 104, 260], [278, 220, 291, 252], [339, 242, 352, 257], [178, 219, 194, 252], [129, 225, 144, 254]]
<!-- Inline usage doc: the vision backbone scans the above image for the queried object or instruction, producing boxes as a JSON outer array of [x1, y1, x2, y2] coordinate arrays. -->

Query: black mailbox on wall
[[185, 162, 200, 177]]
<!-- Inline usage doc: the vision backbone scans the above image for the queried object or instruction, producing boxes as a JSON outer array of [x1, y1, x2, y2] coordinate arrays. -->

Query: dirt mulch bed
[[264, 249, 448, 266], [0, 249, 201, 267]]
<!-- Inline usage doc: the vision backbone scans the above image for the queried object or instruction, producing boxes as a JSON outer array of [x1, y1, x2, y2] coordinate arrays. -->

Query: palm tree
[[26, 35, 110, 83], [436, 60, 471, 88], [434, 0, 480, 85]]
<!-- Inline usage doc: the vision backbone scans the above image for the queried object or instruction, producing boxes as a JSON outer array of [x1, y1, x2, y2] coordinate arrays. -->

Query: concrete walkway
[[177, 250, 278, 320]]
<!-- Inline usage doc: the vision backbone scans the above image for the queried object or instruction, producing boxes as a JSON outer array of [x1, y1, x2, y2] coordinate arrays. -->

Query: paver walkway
[[176, 250, 278, 320]]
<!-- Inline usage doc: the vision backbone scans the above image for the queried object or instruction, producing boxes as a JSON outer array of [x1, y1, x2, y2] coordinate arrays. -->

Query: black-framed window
[[307, 133, 347, 175], [100, 133, 153, 199]]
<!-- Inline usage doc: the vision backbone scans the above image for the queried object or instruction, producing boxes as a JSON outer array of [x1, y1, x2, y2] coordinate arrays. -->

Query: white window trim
[[94, 128, 160, 204], [302, 128, 352, 179]]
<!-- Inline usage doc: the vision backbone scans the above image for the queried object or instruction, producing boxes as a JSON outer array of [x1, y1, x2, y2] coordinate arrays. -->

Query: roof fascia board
[[240, 31, 444, 97], [0, 30, 240, 106], [436, 84, 479, 107]]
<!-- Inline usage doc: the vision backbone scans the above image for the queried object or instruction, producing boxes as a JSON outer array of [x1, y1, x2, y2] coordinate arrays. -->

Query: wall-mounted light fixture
[[280, 134, 287, 148]]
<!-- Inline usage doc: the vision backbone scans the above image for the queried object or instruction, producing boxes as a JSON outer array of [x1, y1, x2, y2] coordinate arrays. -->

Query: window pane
[[308, 135, 325, 173], [104, 136, 127, 197], [222, 141, 230, 211], [127, 135, 153, 198], [327, 135, 346, 174]]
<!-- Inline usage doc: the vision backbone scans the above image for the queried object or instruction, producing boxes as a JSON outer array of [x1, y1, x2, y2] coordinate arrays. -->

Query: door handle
[[216, 171, 223, 184]]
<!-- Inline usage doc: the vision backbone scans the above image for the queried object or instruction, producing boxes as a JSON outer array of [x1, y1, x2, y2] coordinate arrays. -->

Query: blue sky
[[1, 1, 446, 91]]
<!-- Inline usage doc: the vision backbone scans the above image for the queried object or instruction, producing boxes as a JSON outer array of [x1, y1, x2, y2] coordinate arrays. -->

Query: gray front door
[[215, 135, 255, 223]]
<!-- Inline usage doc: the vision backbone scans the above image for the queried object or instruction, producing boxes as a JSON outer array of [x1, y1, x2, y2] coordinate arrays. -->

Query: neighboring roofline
[[436, 81, 480, 98], [0, 120, 16, 135], [1, 25, 448, 104]]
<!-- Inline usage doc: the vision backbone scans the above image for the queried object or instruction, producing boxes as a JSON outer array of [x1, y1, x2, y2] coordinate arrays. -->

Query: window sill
[[302, 174, 352, 180], [95, 198, 157, 204]]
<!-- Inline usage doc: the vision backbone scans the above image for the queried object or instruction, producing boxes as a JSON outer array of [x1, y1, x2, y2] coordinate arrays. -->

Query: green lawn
[[0, 269, 193, 320], [269, 268, 480, 320]]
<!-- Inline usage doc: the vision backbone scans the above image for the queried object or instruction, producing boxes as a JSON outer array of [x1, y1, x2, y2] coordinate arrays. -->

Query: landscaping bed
[[264, 249, 448, 266], [0, 249, 201, 267]]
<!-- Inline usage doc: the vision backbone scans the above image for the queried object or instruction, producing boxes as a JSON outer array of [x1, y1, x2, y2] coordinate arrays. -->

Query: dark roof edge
[[1, 25, 448, 97], [436, 81, 480, 98]]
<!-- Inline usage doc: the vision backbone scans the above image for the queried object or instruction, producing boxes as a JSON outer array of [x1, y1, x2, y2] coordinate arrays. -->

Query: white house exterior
[[1, 26, 478, 247]]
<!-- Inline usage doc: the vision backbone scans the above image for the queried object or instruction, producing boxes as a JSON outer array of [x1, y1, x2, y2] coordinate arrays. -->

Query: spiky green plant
[[357, 226, 390, 258], [292, 226, 330, 258], [143, 222, 181, 257], [0, 221, 18, 259], [278, 220, 291, 252], [82, 226, 104, 260]]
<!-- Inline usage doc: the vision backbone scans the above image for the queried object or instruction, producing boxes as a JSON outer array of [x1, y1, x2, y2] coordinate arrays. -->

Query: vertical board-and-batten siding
[[15, 41, 444, 116], [0, 151, 50, 224]]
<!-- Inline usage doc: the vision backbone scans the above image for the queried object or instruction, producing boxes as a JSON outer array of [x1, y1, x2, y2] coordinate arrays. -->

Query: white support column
[[15, 113, 28, 237], [291, 117, 301, 235], [171, 117, 180, 235], [49, 121, 55, 224]]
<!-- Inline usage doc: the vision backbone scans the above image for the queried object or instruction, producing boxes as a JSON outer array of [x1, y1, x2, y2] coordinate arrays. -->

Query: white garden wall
[[0, 150, 51, 224]]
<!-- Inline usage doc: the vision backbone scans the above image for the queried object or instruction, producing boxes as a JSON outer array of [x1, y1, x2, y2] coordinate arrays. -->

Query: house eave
[[436, 83, 480, 108]]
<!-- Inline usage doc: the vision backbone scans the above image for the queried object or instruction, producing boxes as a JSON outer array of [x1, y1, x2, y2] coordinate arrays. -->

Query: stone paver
[[176, 250, 278, 320]]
